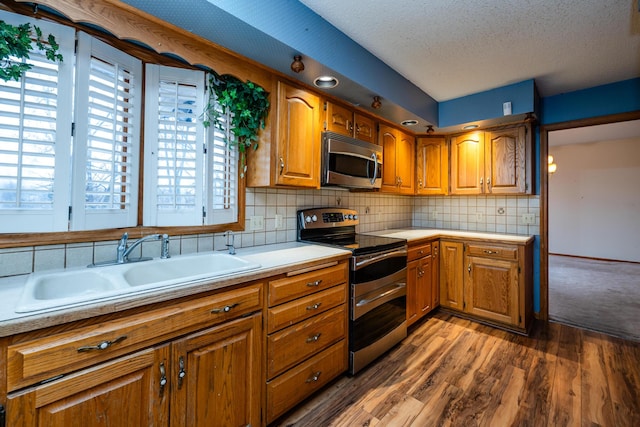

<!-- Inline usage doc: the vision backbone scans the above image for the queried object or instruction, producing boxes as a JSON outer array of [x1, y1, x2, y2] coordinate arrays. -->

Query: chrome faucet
[[225, 230, 236, 255], [116, 232, 170, 263]]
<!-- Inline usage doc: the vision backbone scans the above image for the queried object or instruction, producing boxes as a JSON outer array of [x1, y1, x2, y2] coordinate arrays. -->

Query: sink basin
[[122, 253, 261, 287], [16, 253, 261, 313], [16, 270, 130, 313]]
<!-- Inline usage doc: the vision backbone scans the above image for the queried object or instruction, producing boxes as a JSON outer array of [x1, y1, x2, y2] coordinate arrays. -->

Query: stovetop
[[297, 207, 406, 256]]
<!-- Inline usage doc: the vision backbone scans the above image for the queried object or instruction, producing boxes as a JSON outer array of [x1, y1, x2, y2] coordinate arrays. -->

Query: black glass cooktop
[[301, 233, 406, 256]]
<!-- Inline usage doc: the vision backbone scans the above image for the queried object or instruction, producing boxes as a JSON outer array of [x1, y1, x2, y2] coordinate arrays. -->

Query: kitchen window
[[0, 11, 239, 236]]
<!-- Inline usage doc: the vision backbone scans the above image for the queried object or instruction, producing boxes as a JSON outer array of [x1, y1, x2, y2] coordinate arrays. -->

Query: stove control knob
[[348, 214, 353, 220], [305, 215, 312, 223], [311, 214, 318, 222], [353, 214, 358, 220]]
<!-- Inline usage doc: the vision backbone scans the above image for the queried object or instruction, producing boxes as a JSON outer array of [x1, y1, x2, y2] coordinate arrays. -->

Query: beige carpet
[[549, 254, 640, 342]]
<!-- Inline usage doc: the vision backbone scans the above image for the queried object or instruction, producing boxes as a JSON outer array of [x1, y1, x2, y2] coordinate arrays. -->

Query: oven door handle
[[356, 283, 405, 307], [354, 249, 407, 270]]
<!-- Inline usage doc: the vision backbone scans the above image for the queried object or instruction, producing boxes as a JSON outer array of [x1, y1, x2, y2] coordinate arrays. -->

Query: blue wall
[[439, 80, 536, 127], [541, 78, 640, 125]]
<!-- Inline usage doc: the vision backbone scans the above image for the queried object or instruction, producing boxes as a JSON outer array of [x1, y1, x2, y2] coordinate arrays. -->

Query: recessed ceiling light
[[314, 76, 339, 89], [401, 119, 418, 126], [463, 124, 479, 130]]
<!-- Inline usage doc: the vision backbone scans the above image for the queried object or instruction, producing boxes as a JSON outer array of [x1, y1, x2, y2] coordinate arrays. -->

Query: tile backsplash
[[0, 188, 539, 279]]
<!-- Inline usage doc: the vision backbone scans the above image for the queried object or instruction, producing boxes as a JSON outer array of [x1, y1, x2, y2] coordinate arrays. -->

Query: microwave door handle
[[370, 152, 378, 185]]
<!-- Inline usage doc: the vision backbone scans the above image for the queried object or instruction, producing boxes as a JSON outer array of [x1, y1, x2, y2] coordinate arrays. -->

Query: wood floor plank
[[273, 312, 640, 427]]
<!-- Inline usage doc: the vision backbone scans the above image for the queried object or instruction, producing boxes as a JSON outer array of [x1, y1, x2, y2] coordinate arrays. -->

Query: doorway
[[541, 115, 640, 341]]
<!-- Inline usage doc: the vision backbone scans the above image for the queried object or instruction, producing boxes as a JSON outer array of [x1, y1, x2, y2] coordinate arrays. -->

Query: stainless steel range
[[297, 207, 407, 374]]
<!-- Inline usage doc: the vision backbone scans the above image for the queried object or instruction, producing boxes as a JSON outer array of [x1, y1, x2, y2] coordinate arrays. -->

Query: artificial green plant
[[0, 20, 63, 82], [202, 71, 270, 176]]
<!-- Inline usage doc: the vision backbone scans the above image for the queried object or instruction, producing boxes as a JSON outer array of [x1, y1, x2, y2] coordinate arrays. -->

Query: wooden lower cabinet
[[7, 346, 169, 427], [170, 313, 262, 427], [439, 239, 533, 333], [407, 240, 439, 326], [4, 284, 264, 427], [265, 261, 349, 424]]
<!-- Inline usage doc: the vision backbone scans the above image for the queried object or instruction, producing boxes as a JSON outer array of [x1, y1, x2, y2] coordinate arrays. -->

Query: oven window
[[328, 153, 380, 180], [352, 256, 406, 285], [350, 296, 406, 352]]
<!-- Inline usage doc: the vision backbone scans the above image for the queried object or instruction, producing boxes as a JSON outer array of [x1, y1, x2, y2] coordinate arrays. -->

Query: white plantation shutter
[[0, 13, 74, 232], [144, 65, 205, 226], [71, 33, 141, 230], [206, 105, 238, 225]]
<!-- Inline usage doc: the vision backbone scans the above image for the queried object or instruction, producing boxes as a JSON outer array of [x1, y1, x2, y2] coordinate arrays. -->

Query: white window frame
[[0, 12, 75, 233], [70, 32, 142, 230]]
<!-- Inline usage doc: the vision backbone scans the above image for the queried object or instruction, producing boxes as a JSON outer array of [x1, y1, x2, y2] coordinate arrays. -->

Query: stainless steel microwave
[[321, 131, 382, 189]]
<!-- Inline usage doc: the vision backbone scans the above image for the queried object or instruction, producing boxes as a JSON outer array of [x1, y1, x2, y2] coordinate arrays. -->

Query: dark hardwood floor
[[274, 312, 640, 427]]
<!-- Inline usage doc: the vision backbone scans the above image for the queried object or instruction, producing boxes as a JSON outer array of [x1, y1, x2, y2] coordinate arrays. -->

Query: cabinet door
[[465, 255, 519, 326], [431, 241, 440, 307], [275, 82, 320, 187], [439, 240, 464, 310], [416, 255, 434, 316], [325, 101, 352, 137], [7, 346, 169, 427], [450, 131, 484, 195], [406, 259, 420, 325], [170, 313, 262, 427], [397, 130, 415, 194], [353, 113, 376, 144], [380, 125, 399, 192], [485, 125, 530, 194], [416, 137, 448, 195]]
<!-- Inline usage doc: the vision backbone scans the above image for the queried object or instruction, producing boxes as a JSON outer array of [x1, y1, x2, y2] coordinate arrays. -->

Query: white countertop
[[0, 242, 351, 337], [365, 228, 534, 244]]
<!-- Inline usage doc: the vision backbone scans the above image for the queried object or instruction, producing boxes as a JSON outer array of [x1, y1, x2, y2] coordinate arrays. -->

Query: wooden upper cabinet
[[380, 124, 415, 194], [416, 136, 448, 195], [324, 101, 376, 144], [274, 81, 321, 188], [450, 131, 484, 195], [485, 125, 531, 194], [450, 124, 532, 195]]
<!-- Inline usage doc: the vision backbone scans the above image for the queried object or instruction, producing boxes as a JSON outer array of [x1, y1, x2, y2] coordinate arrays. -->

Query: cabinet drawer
[[267, 284, 346, 334], [408, 242, 432, 261], [267, 305, 346, 379], [268, 262, 348, 307], [266, 340, 347, 423], [466, 243, 518, 260], [6, 283, 262, 392]]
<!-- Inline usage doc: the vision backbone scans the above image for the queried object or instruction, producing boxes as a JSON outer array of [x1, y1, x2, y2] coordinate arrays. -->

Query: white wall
[[549, 137, 640, 262]]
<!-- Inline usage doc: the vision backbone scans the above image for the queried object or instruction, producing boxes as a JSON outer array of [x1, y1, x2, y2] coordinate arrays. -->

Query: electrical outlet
[[275, 214, 284, 229], [430, 211, 438, 220], [476, 212, 484, 222], [250, 215, 264, 230], [522, 213, 535, 224]]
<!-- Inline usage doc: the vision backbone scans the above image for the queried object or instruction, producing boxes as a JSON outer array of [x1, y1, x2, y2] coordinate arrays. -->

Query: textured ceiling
[[299, 0, 640, 101]]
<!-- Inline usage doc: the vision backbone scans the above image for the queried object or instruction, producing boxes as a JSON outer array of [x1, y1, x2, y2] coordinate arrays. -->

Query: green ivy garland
[[202, 71, 270, 176], [0, 20, 63, 82]]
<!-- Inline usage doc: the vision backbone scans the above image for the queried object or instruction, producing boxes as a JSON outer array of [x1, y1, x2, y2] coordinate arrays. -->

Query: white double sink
[[16, 253, 261, 313]]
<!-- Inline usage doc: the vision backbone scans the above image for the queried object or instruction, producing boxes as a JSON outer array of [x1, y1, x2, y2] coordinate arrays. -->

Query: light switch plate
[[503, 101, 512, 116], [250, 215, 264, 230], [521, 213, 535, 224]]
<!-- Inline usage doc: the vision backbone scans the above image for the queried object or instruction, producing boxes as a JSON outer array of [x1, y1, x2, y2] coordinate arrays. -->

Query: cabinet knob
[[178, 356, 186, 389], [305, 371, 322, 383], [159, 362, 167, 393], [306, 333, 322, 343], [468, 263, 471, 273], [211, 302, 239, 313], [77, 335, 127, 352], [279, 157, 285, 175]]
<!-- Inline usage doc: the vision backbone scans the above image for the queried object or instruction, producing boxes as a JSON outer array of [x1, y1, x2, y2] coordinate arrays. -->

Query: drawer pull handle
[[77, 335, 127, 352], [483, 250, 497, 254], [418, 250, 423, 255], [211, 303, 239, 313], [306, 333, 322, 343], [306, 302, 322, 311], [306, 371, 322, 383], [306, 279, 323, 287], [159, 362, 167, 393], [178, 356, 186, 389]]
